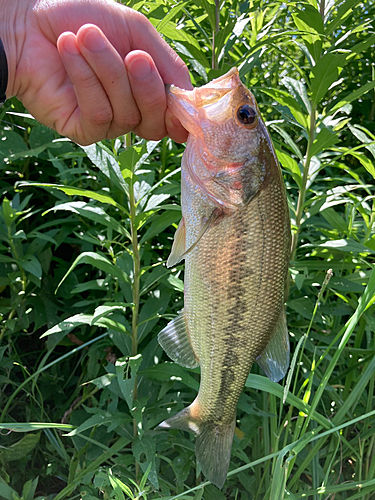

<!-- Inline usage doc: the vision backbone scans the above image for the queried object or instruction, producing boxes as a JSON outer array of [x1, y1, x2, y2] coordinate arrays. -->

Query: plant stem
[[128, 163, 140, 365], [212, 0, 220, 69], [290, 104, 317, 262], [319, 0, 325, 19], [126, 133, 141, 482]]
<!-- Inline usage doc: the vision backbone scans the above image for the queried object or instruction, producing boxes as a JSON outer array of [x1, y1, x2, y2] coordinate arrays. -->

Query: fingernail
[[128, 57, 152, 79], [64, 36, 80, 56], [83, 28, 107, 52]]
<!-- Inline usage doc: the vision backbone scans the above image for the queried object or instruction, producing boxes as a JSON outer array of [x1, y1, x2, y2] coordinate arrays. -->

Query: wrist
[[0, 0, 31, 98]]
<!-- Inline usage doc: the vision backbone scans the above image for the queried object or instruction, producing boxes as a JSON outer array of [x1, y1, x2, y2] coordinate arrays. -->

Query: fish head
[[167, 68, 278, 208]]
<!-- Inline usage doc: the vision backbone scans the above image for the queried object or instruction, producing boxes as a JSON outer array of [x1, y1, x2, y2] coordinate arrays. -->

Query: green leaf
[[46, 201, 131, 239], [325, 0, 362, 35], [18, 182, 128, 214], [274, 145, 302, 188], [348, 124, 375, 159], [328, 277, 365, 293], [158, 21, 201, 50], [203, 485, 227, 500], [2, 198, 15, 226], [65, 414, 113, 437], [140, 265, 170, 295], [144, 193, 171, 212], [132, 435, 159, 489], [292, 5, 324, 62], [81, 143, 129, 194], [166, 273, 184, 293], [156, 0, 190, 32], [0, 128, 28, 163], [91, 303, 131, 325], [318, 239, 375, 254], [293, 4, 324, 34], [116, 354, 143, 410], [0, 482, 18, 500], [282, 77, 311, 114], [270, 124, 303, 160], [29, 125, 54, 149], [40, 313, 95, 350], [18, 255, 42, 280], [140, 362, 199, 391], [57, 251, 130, 292], [288, 297, 323, 322], [260, 88, 308, 128], [140, 210, 181, 244], [0, 255, 15, 263], [0, 422, 75, 432], [321, 208, 348, 233], [108, 471, 134, 499], [22, 477, 39, 500], [310, 53, 348, 106], [347, 151, 375, 179], [245, 375, 330, 429], [1, 432, 41, 462], [89, 373, 116, 390], [196, 0, 216, 31], [310, 127, 339, 157], [329, 80, 375, 114]]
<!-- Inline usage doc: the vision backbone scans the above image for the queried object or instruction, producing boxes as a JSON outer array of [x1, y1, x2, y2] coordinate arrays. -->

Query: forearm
[[0, 0, 32, 98]]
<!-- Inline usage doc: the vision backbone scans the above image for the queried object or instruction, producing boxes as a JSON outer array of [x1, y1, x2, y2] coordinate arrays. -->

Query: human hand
[[2, 0, 192, 145]]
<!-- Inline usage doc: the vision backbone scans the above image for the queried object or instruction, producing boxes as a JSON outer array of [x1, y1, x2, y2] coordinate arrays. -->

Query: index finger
[[126, 10, 193, 90]]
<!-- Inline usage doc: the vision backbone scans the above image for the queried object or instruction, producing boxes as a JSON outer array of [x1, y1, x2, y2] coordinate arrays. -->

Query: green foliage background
[[0, 0, 374, 498]]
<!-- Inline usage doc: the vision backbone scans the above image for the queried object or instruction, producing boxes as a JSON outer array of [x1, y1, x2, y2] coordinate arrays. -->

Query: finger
[[57, 31, 113, 144], [165, 108, 189, 143], [126, 10, 193, 90], [125, 50, 168, 140], [76, 24, 141, 138]]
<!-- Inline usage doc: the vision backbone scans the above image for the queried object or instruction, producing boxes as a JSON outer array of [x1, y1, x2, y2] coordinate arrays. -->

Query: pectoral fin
[[167, 218, 186, 268], [257, 309, 290, 382], [158, 309, 199, 368], [167, 209, 222, 268]]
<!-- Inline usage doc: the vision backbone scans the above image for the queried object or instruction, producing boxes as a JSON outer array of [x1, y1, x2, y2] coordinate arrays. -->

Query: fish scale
[[157, 68, 291, 489]]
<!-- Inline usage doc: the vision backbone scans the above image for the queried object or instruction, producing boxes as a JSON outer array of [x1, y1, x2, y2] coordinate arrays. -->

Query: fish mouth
[[166, 84, 198, 132], [166, 68, 243, 134]]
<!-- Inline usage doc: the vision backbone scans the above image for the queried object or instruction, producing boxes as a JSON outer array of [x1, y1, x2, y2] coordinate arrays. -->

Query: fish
[[157, 68, 291, 489]]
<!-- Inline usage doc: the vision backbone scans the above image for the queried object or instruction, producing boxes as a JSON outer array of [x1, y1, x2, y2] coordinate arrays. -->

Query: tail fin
[[157, 401, 236, 489]]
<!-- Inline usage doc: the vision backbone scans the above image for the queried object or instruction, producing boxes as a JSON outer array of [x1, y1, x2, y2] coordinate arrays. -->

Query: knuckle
[[91, 107, 113, 126], [122, 110, 141, 131]]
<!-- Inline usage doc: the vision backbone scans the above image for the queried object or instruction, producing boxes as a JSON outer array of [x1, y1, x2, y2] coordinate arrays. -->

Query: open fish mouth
[[166, 68, 249, 133]]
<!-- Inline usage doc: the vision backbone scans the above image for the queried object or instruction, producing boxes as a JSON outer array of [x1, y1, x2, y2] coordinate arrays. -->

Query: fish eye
[[236, 105, 258, 127]]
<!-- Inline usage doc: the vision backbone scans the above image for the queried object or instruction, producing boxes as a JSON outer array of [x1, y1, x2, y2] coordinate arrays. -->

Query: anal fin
[[257, 309, 290, 382], [157, 309, 199, 368]]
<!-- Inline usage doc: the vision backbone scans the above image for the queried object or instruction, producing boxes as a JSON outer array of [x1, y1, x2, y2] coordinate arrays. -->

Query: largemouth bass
[[157, 68, 291, 489]]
